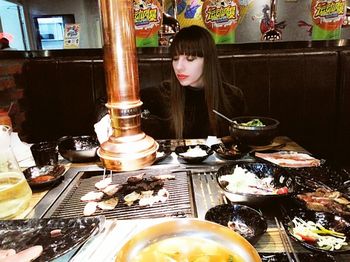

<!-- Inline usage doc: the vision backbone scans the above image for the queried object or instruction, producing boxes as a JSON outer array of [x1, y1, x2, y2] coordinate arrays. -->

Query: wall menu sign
[[311, 0, 346, 40], [64, 24, 80, 49], [133, 0, 162, 47], [202, 0, 240, 44]]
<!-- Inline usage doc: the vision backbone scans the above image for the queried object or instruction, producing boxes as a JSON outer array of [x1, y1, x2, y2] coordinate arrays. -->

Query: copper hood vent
[[97, 0, 158, 171]]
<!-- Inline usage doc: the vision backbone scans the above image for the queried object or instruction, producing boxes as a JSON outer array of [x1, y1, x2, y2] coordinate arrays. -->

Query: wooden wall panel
[[56, 60, 95, 137], [337, 51, 350, 166], [232, 55, 269, 116], [22, 60, 59, 142]]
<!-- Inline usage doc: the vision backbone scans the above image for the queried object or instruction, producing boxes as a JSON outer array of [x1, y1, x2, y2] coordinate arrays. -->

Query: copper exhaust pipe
[[98, 0, 158, 171]]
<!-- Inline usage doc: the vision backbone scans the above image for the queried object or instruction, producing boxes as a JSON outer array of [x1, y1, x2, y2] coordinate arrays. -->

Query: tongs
[[262, 0, 281, 41]]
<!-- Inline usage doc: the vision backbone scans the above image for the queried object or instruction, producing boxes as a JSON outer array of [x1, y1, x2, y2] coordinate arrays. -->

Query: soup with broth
[[131, 236, 244, 262]]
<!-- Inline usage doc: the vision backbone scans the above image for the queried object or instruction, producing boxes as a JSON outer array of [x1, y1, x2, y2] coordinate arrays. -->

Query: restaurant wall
[[24, 0, 101, 49], [237, 0, 308, 42], [0, 58, 27, 133], [167, 0, 350, 43], [16, 0, 350, 50]]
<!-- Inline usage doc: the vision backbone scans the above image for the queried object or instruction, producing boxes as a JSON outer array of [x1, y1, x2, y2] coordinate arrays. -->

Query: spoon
[[212, 110, 235, 124]]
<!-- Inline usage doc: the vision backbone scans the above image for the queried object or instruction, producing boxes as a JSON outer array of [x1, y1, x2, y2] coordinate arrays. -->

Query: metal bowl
[[229, 116, 279, 146], [217, 160, 295, 205], [58, 135, 99, 163], [115, 219, 261, 262]]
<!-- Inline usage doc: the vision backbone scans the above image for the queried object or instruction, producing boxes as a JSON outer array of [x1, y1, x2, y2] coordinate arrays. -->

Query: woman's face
[[172, 55, 204, 88]]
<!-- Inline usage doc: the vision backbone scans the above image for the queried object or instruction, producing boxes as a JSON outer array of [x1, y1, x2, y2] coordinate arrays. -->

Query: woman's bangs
[[171, 39, 204, 58]]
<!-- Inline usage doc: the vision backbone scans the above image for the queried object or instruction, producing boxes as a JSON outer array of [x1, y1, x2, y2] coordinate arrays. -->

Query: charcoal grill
[[31, 164, 227, 220], [41, 167, 200, 219]]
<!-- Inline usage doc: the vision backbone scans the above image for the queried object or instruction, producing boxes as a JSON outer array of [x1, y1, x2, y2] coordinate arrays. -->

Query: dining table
[[12, 136, 350, 261]]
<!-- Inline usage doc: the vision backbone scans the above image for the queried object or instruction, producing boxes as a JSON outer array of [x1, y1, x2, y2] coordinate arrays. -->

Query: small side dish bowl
[[205, 204, 267, 245], [217, 160, 294, 205], [23, 165, 66, 189], [175, 144, 213, 164], [211, 142, 250, 160], [229, 116, 279, 146], [58, 135, 99, 163], [281, 208, 350, 253], [154, 143, 172, 164]]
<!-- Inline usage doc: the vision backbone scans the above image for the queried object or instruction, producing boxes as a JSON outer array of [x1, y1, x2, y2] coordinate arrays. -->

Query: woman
[[141, 25, 245, 139]]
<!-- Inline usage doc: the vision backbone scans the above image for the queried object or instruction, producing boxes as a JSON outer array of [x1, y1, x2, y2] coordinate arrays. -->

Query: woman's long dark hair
[[169, 25, 229, 138]]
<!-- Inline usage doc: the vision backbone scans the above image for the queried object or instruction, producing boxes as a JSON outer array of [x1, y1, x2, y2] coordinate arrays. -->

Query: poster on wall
[[202, 0, 240, 44], [133, 0, 162, 47], [170, 0, 205, 28], [311, 0, 346, 40], [64, 24, 80, 49]]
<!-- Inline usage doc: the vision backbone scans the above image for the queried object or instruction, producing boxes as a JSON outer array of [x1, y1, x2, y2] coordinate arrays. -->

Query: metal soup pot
[[115, 219, 261, 262]]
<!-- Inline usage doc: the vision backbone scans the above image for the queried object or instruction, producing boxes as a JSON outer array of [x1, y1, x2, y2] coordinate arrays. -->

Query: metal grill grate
[[50, 170, 196, 220], [190, 169, 224, 219]]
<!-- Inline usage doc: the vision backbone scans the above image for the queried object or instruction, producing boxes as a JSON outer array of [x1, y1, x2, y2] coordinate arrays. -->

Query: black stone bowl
[[281, 208, 350, 253], [58, 135, 99, 163], [229, 116, 279, 146], [23, 165, 66, 189], [217, 160, 295, 205], [175, 144, 213, 164], [284, 162, 349, 195], [205, 204, 267, 245]]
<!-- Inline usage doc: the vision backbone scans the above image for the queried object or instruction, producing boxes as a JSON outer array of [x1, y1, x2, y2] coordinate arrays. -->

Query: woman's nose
[[174, 57, 185, 70]]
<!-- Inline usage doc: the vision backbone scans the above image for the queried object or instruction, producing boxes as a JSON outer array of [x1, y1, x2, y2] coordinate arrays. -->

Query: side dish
[[236, 118, 265, 127], [219, 166, 289, 195], [255, 151, 321, 168], [179, 145, 208, 158], [290, 217, 347, 251], [297, 188, 350, 216]]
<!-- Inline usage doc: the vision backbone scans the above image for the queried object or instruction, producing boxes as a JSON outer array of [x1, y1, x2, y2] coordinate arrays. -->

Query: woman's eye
[[172, 56, 179, 61], [186, 56, 196, 62]]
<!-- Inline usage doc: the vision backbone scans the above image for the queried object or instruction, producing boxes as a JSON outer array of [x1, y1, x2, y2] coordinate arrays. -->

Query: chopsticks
[[274, 217, 300, 262]]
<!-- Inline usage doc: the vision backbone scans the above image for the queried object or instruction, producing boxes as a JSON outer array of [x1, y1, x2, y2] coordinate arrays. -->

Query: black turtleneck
[[183, 86, 209, 139], [140, 81, 245, 139]]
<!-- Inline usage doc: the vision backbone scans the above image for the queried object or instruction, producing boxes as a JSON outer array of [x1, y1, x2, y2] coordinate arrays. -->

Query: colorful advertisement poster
[[311, 0, 346, 40], [133, 0, 162, 47], [202, 0, 240, 44], [172, 0, 205, 28], [64, 24, 80, 49]]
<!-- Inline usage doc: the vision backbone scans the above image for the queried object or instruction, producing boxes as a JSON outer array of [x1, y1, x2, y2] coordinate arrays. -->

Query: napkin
[[94, 114, 112, 144], [10, 132, 35, 168], [205, 136, 220, 147]]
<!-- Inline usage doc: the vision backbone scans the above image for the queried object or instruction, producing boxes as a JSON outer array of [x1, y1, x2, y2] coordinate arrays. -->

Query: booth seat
[[3, 45, 347, 166]]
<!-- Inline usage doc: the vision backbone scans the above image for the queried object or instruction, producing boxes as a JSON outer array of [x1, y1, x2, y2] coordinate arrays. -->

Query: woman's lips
[[176, 74, 189, 80]]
